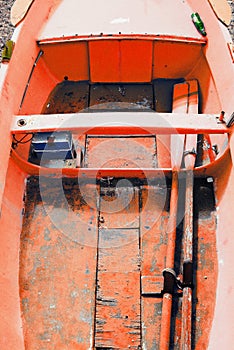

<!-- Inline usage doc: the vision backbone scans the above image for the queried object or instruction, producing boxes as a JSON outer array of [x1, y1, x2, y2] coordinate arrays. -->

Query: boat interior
[[1, 1, 234, 347], [14, 38, 228, 171]]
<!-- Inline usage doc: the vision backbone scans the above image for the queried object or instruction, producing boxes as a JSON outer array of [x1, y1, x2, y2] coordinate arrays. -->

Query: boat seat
[[12, 112, 227, 135]]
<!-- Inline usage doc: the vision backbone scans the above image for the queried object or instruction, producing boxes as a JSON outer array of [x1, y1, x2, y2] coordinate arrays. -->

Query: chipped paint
[[19, 177, 218, 348]]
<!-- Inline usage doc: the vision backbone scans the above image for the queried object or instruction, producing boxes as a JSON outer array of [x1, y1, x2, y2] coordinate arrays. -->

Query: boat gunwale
[[38, 34, 207, 46]]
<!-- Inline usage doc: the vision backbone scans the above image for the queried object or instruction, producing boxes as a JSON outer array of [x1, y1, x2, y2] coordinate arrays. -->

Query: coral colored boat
[[1, 0, 234, 349]]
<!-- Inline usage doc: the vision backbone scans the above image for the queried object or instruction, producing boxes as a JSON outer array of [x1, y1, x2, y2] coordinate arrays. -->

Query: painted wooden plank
[[187, 79, 199, 114], [95, 228, 141, 349], [171, 82, 188, 170], [99, 186, 140, 229], [172, 82, 189, 113], [141, 186, 169, 275], [95, 184, 140, 348], [184, 79, 199, 169], [20, 178, 98, 349], [85, 136, 157, 169], [141, 275, 164, 295], [141, 186, 169, 349], [154, 79, 175, 169]]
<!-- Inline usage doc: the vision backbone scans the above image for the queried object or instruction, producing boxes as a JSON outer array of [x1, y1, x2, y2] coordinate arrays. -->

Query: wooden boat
[[0, 0, 234, 348]]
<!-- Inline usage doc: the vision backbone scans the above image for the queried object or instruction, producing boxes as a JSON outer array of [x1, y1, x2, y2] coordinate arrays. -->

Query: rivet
[[17, 118, 27, 127]]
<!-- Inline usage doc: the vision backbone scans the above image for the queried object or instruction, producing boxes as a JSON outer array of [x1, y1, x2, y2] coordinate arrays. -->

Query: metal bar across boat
[[11, 112, 228, 135]]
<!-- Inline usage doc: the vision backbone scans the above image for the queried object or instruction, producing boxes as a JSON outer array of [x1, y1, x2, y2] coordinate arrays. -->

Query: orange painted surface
[[0, 0, 234, 348], [20, 179, 98, 349], [85, 136, 157, 169], [96, 188, 141, 348], [0, 159, 26, 349], [0, 1, 62, 348], [153, 42, 203, 79], [0, 0, 61, 210], [89, 40, 153, 82], [41, 42, 89, 82], [141, 186, 169, 349], [19, 57, 58, 115], [38, 39, 207, 85]]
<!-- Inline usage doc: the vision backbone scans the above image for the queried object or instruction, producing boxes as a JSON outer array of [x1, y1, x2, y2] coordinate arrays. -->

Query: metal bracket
[[183, 148, 197, 157], [162, 263, 193, 294], [162, 268, 183, 294]]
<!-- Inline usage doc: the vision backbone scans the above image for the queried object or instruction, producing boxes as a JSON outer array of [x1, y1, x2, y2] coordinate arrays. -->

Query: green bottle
[[2, 40, 14, 61], [191, 12, 207, 36]]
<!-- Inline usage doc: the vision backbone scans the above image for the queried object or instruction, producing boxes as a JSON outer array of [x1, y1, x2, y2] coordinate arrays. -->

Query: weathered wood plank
[[20, 178, 98, 349], [99, 186, 140, 229], [141, 186, 169, 349], [95, 228, 141, 349], [95, 184, 141, 348], [85, 136, 157, 169]]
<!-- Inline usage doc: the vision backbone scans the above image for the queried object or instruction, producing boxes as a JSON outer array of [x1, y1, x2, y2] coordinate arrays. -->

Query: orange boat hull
[[0, 0, 234, 349]]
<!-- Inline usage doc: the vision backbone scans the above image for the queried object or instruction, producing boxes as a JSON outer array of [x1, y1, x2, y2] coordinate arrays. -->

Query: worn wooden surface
[[20, 178, 99, 349], [18, 176, 218, 349]]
